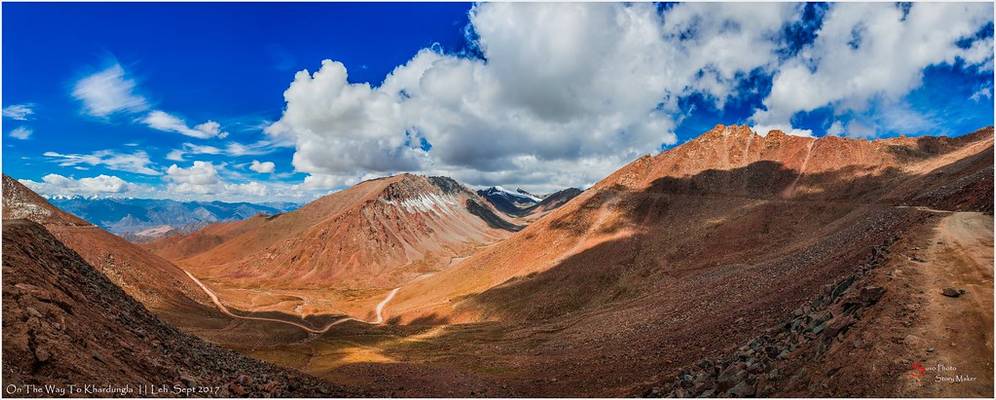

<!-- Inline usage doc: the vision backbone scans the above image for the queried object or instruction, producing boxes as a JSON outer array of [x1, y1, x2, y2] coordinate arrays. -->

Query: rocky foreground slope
[[2, 219, 352, 397], [2, 176, 215, 323]]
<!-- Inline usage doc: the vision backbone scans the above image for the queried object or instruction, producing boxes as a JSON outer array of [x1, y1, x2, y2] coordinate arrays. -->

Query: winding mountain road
[[373, 288, 400, 324], [183, 270, 398, 333]]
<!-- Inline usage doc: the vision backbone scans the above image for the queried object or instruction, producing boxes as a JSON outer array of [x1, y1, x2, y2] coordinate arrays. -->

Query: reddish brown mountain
[[2, 219, 350, 396], [3, 176, 88, 226], [2, 175, 213, 321], [5, 124, 990, 397], [326, 125, 991, 396], [389, 125, 994, 322], [147, 174, 519, 291]]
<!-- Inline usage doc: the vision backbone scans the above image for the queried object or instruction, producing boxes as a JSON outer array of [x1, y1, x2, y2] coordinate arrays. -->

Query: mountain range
[[3, 124, 992, 397], [45, 197, 299, 241]]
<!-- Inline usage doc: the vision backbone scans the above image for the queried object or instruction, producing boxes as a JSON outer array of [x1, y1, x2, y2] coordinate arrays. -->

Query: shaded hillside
[[388, 126, 993, 322], [2, 175, 214, 321], [521, 187, 583, 215], [1, 219, 351, 397]]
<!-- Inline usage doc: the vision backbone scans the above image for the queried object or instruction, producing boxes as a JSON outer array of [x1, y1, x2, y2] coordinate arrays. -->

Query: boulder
[[859, 286, 886, 305]]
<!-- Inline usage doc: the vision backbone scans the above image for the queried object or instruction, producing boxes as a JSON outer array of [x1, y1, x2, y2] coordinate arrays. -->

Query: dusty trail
[[373, 288, 400, 324], [183, 270, 399, 333], [908, 212, 993, 396]]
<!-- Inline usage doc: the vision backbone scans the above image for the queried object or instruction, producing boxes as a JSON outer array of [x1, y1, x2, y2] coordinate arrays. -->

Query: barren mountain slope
[[149, 174, 518, 291], [387, 125, 994, 322], [286, 125, 992, 396], [3, 176, 88, 226], [2, 175, 213, 320], [142, 216, 268, 264], [527, 187, 584, 214], [1, 219, 352, 397]]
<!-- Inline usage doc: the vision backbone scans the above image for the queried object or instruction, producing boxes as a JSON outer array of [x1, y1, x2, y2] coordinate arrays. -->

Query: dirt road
[[908, 212, 993, 396], [184, 270, 399, 333], [373, 288, 399, 324]]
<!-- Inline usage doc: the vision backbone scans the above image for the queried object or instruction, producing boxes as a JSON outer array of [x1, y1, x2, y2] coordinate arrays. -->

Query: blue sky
[[3, 2, 993, 202]]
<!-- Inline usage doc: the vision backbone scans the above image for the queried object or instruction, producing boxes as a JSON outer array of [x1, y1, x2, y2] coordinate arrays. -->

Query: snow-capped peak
[[514, 188, 543, 202], [483, 186, 540, 203]]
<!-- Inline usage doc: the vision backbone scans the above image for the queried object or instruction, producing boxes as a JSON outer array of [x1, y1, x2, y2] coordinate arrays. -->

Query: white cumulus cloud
[[9, 126, 33, 140], [18, 167, 310, 203], [225, 181, 268, 197], [164, 161, 221, 193], [162, 161, 300, 201], [749, 124, 814, 138], [751, 2, 993, 132], [19, 174, 151, 197], [266, 2, 804, 192], [249, 160, 275, 174]]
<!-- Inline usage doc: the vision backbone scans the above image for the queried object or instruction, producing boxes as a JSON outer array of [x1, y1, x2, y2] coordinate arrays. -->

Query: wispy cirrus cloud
[[165, 142, 223, 161], [142, 110, 229, 139], [42, 149, 160, 176], [72, 64, 149, 117], [970, 83, 993, 102], [72, 62, 232, 141], [166, 138, 279, 162], [3, 104, 35, 120], [225, 139, 282, 156]]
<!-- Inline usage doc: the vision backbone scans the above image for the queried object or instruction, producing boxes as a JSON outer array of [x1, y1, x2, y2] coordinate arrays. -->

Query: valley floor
[[172, 206, 994, 397]]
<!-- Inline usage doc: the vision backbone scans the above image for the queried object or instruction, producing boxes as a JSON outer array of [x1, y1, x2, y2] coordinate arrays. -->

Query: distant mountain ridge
[[478, 185, 583, 217], [48, 197, 299, 241]]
